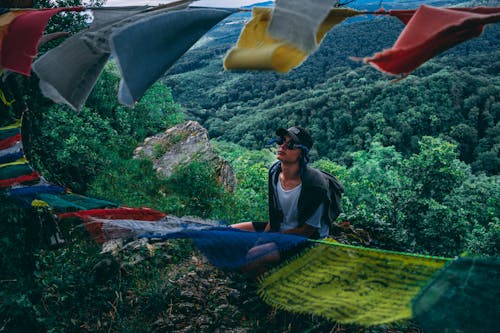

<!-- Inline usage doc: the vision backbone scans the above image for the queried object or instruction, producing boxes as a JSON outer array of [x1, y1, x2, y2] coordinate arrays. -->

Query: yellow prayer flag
[[258, 240, 450, 326], [0, 157, 27, 169], [224, 7, 360, 72], [32, 199, 49, 207], [0, 119, 21, 131]]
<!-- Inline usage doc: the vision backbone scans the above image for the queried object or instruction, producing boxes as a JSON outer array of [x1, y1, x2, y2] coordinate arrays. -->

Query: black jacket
[[268, 161, 343, 237]]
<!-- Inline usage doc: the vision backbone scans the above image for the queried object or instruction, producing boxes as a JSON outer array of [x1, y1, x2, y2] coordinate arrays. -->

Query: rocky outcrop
[[133, 121, 236, 192]]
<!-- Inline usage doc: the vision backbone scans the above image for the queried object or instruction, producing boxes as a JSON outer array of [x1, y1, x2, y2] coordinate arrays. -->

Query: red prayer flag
[[387, 9, 416, 25], [389, 6, 500, 25], [1, 7, 84, 76], [59, 207, 166, 243], [363, 5, 500, 76], [0, 133, 21, 150], [58, 207, 166, 221], [0, 171, 40, 188]]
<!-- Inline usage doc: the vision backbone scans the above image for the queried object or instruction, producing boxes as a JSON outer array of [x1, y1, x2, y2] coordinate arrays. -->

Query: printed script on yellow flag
[[258, 240, 450, 326]]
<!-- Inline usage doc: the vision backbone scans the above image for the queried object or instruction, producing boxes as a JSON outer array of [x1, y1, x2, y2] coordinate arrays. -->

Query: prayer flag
[[413, 257, 500, 333], [389, 7, 500, 25], [32, 2, 193, 111], [59, 208, 166, 242], [0, 10, 30, 50], [362, 5, 500, 75], [1, 7, 84, 75], [111, 8, 233, 106], [268, 0, 337, 53], [7, 183, 66, 207], [224, 7, 359, 73], [258, 240, 449, 325]]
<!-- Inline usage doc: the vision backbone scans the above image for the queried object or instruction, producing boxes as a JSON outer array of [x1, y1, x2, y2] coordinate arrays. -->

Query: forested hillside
[[165, 13, 500, 174]]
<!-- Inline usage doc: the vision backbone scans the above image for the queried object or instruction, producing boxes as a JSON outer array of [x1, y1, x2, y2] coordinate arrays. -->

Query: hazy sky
[[104, 0, 267, 7]]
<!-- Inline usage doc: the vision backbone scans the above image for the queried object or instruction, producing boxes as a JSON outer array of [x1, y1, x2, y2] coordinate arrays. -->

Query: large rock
[[133, 121, 236, 192]]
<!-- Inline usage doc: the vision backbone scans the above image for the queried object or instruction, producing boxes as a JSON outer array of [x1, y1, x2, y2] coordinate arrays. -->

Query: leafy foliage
[[166, 17, 500, 175], [323, 142, 411, 248], [327, 137, 498, 257], [164, 160, 227, 218], [212, 141, 274, 223]]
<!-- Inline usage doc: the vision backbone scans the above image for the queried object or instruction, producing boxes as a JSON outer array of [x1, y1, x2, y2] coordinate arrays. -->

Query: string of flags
[[0, 1, 498, 111]]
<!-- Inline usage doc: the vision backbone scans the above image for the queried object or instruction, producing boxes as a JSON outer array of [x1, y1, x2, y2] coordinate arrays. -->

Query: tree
[[400, 137, 471, 255], [403, 136, 470, 202], [445, 173, 500, 255], [321, 142, 411, 249]]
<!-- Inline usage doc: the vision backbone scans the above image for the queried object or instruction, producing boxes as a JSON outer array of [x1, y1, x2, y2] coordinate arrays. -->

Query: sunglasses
[[275, 137, 300, 150]]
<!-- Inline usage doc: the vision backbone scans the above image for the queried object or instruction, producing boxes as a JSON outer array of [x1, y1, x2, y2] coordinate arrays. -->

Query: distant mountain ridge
[[241, 1, 273, 8], [234, 1, 473, 12]]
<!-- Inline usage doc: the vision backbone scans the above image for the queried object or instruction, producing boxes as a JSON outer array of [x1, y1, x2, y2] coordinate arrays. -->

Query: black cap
[[276, 126, 313, 150]]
